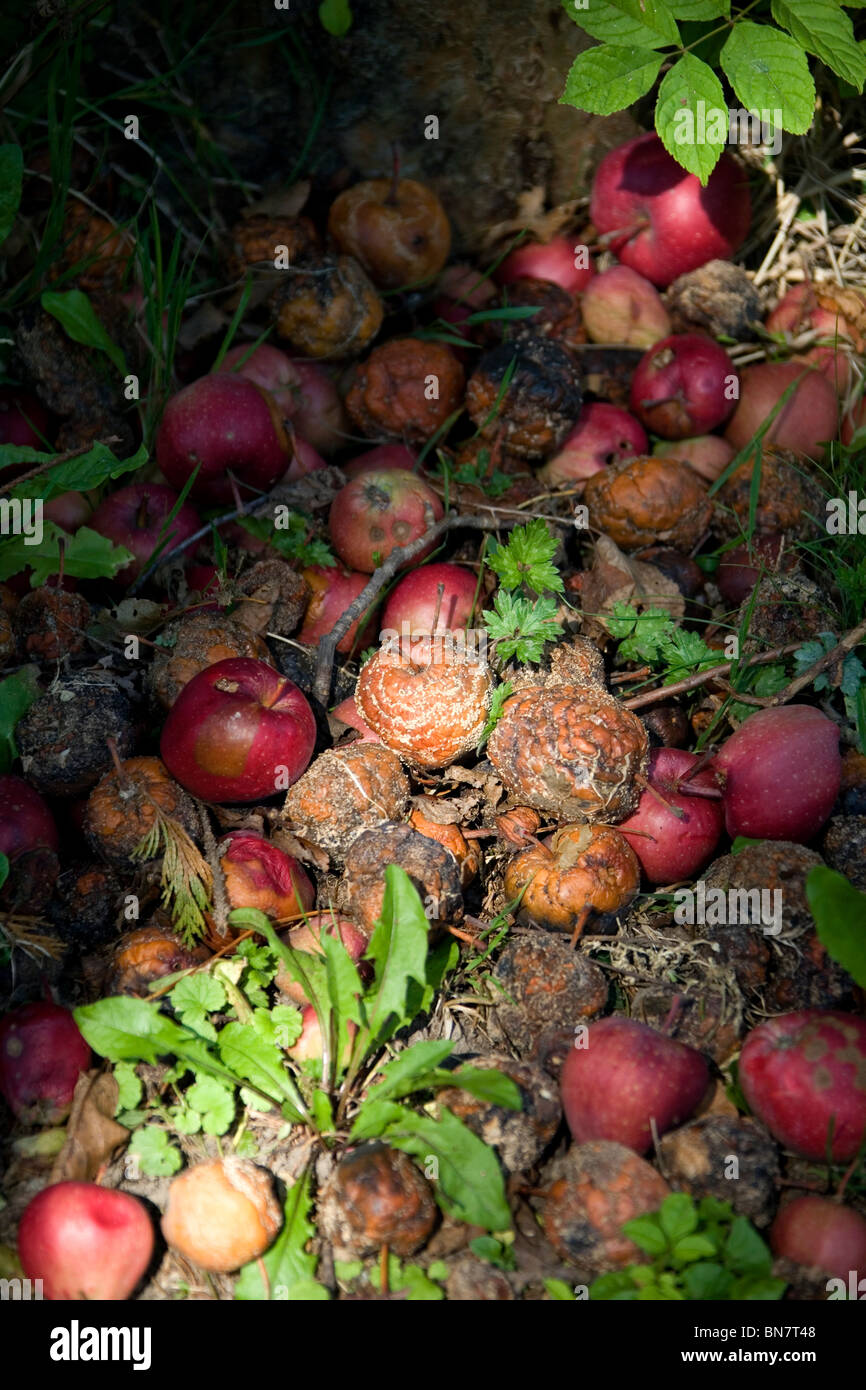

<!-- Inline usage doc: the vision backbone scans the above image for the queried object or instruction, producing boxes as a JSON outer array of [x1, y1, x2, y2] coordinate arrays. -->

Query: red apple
[[157, 374, 290, 503], [160, 657, 316, 803], [713, 704, 841, 843], [90, 482, 201, 585], [580, 265, 671, 348], [724, 360, 838, 460], [842, 396, 866, 446], [220, 345, 347, 455], [495, 235, 596, 295], [328, 468, 444, 573], [298, 564, 379, 654], [560, 1016, 710, 1155], [18, 1182, 154, 1300], [331, 695, 380, 742], [538, 403, 648, 485], [286, 1003, 356, 1064], [766, 281, 855, 343], [771, 1196, 866, 1284], [739, 1011, 866, 1162], [0, 775, 59, 863], [590, 133, 751, 288], [219, 830, 314, 921], [0, 1001, 90, 1124], [282, 433, 327, 481], [716, 533, 791, 606], [630, 333, 738, 439], [381, 561, 478, 639], [618, 748, 724, 885], [342, 444, 418, 479], [0, 387, 52, 451], [42, 491, 93, 532], [277, 913, 369, 1004]]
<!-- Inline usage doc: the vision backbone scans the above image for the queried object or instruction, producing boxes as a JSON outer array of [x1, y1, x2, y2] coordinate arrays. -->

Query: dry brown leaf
[[579, 535, 685, 643], [816, 286, 866, 351], [50, 1071, 129, 1184], [481, 188, 582, 251], [241, 181, 311, 221]]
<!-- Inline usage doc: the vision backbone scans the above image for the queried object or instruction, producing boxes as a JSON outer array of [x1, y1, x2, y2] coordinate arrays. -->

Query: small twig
[[622, 643, 805, 710], [766, 617, 866, 707]]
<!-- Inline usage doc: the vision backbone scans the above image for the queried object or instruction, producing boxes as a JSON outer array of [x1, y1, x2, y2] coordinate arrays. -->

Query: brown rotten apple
[[160, 657, 316, 803], [346, 337, 464, 443], [487, 641, 648, 822], [162, 1158, 282, 1273], [466, 335, 583, 460], [356, 638, 493, 770], [504, 823, 640, 937], [583, 454, 712, 552], [328, 177, 451, 290], [283, 742, 411, 863], [272, 254, 383, 359]]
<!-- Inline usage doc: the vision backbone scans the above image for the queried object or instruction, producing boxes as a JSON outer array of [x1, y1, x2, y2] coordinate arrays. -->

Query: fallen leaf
[[579, 535, 685, 643], [50, 1071, 130, 1183]]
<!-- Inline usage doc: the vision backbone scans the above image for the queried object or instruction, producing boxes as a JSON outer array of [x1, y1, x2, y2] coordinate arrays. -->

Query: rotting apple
[[18, 1182, 154, 1300], [219, 830, 314, 922], [0, 774, 59, 863], [580, 264, 671, 348], [157, 373, 290, 504], [560, 1015, 711, 1155], [160, 656, 316, 803], [618, 747, 724, 884], [716, 534, 790, 606], [629, 333, 738, 439], [538, 403, 648, 485], [590, 133, 751, 288], [770, 1195, 866, 1283], [328, 177, 451, 290], [739, 1010, 866, 1162], [297, 563, 379, 654], [653, 433, 735, 484], [328, 468, 443, 573], [90, 482, 201, 586], [724, 360, 838, 460]]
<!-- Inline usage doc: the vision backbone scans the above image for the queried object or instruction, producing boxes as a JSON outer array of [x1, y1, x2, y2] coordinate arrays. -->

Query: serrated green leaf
[[217, 1021, 302, 1113], [561, 45, 664, 115], [322, 925, 366, 1071], [486, 518, 564, 595], [669, 0, 729, 17], [0, 523, 133, 586], [655, 54, 727, 183], [806, 865, 866, 987], [171, 973, 226, 1017], [659, 1192, 699, 1244], [41, 289, 126, 374], [720, 21, 816, 134], [772, 0, 866, 90], [365, 865, 430, 1043], [128, 1127, 182, 1177], [0, 145, 24, 247], [270, 1004, 304, 1050], [565, 0, 680, 48], [622, 1214, 668, 1255], [235, 1170, 329, 1300], [0, 664, 40, 771], [682, 1260, 733, 1299], [4, 442, 147, 504], [169, 1104, 202, 1135], [725, 1215, 773, 1276], [186, 1077, 236, 1135], [672, 1233, 719, 1262], [590, 1270, 640, 1299]]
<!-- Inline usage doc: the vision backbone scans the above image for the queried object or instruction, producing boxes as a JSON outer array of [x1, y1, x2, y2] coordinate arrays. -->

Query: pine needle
[[131, 809, 214, 948]]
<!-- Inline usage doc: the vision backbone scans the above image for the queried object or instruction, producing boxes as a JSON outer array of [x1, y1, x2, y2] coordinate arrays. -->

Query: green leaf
[[0, 145, 24, 247], [235, 1170, 329, 1300], [655, 54, 727, 183], [561, 45, 664, 115], [444, 1065, 523, 1110], [683, 1261, 733, 1299], [806, 865, 866, 987], [725, 1215, 773, 1277], [733, 1275, 787, 1300], [672, 1233, 719, 1263], [366, 1103, 511, 1232], [170, 974, 226, 1041], [186, 1077, 236, 1135], [659, 1192, 699, 1244], [482, 591, 563, 665], [720, 21, 816, 135], [269, 1004, 304, 1051], [113, 1062, 143, 1112], [590, 1270, 640, 1299], [217, 1021, 301, 1110], [564, 0, 680, 48], [4, 442, 147, 504], [322, 924, 366, 1069], [771, 0, 866, 90], [365, 1040, 456, 1104], [364, 865, 430, 1043], [41, 289, 126, 374], [318, 0, 352, 37], [0, 665, 40, 771], [544, 1277, 577, 1300], [128, 1127, 182, 1177], [0, 853, 8, 893], [0, 524, 133, 586], [477, 680, 513, 750], [621, 1214, 668, 1256], [669, 0, 729, 17], [239, 513, 336, 570], [486, 518, 564, 596]]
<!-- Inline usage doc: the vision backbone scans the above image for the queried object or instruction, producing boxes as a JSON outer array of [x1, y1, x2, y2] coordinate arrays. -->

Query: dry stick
[[311, 511, 536, 706], [766, 617, 866, 708], [622, 643, 806, 711], [0, 436, 122, 497]]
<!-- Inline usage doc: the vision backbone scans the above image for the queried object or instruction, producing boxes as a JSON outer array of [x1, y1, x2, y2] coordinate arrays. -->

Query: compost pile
[[1, 103, 866, 1304]]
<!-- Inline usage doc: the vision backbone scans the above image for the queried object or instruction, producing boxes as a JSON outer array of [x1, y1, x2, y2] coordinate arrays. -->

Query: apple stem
[[635, 772, 686, 821], [676, 748, 718, 787], [431, 581, 446, 632], [380, 1243, 390, 1293], [670, 777, 723, 801], [56, 536, 65, 587], [834, 1154, 860, 1202], [660, 992, 684, 1037], [639, 395, 679, 409], [570, 902, 592, 948], [105, 736, 129, 785]]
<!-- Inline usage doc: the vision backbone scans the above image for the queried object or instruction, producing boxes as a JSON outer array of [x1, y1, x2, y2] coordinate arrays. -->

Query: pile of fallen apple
[[2, 130, 866, 1301]]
